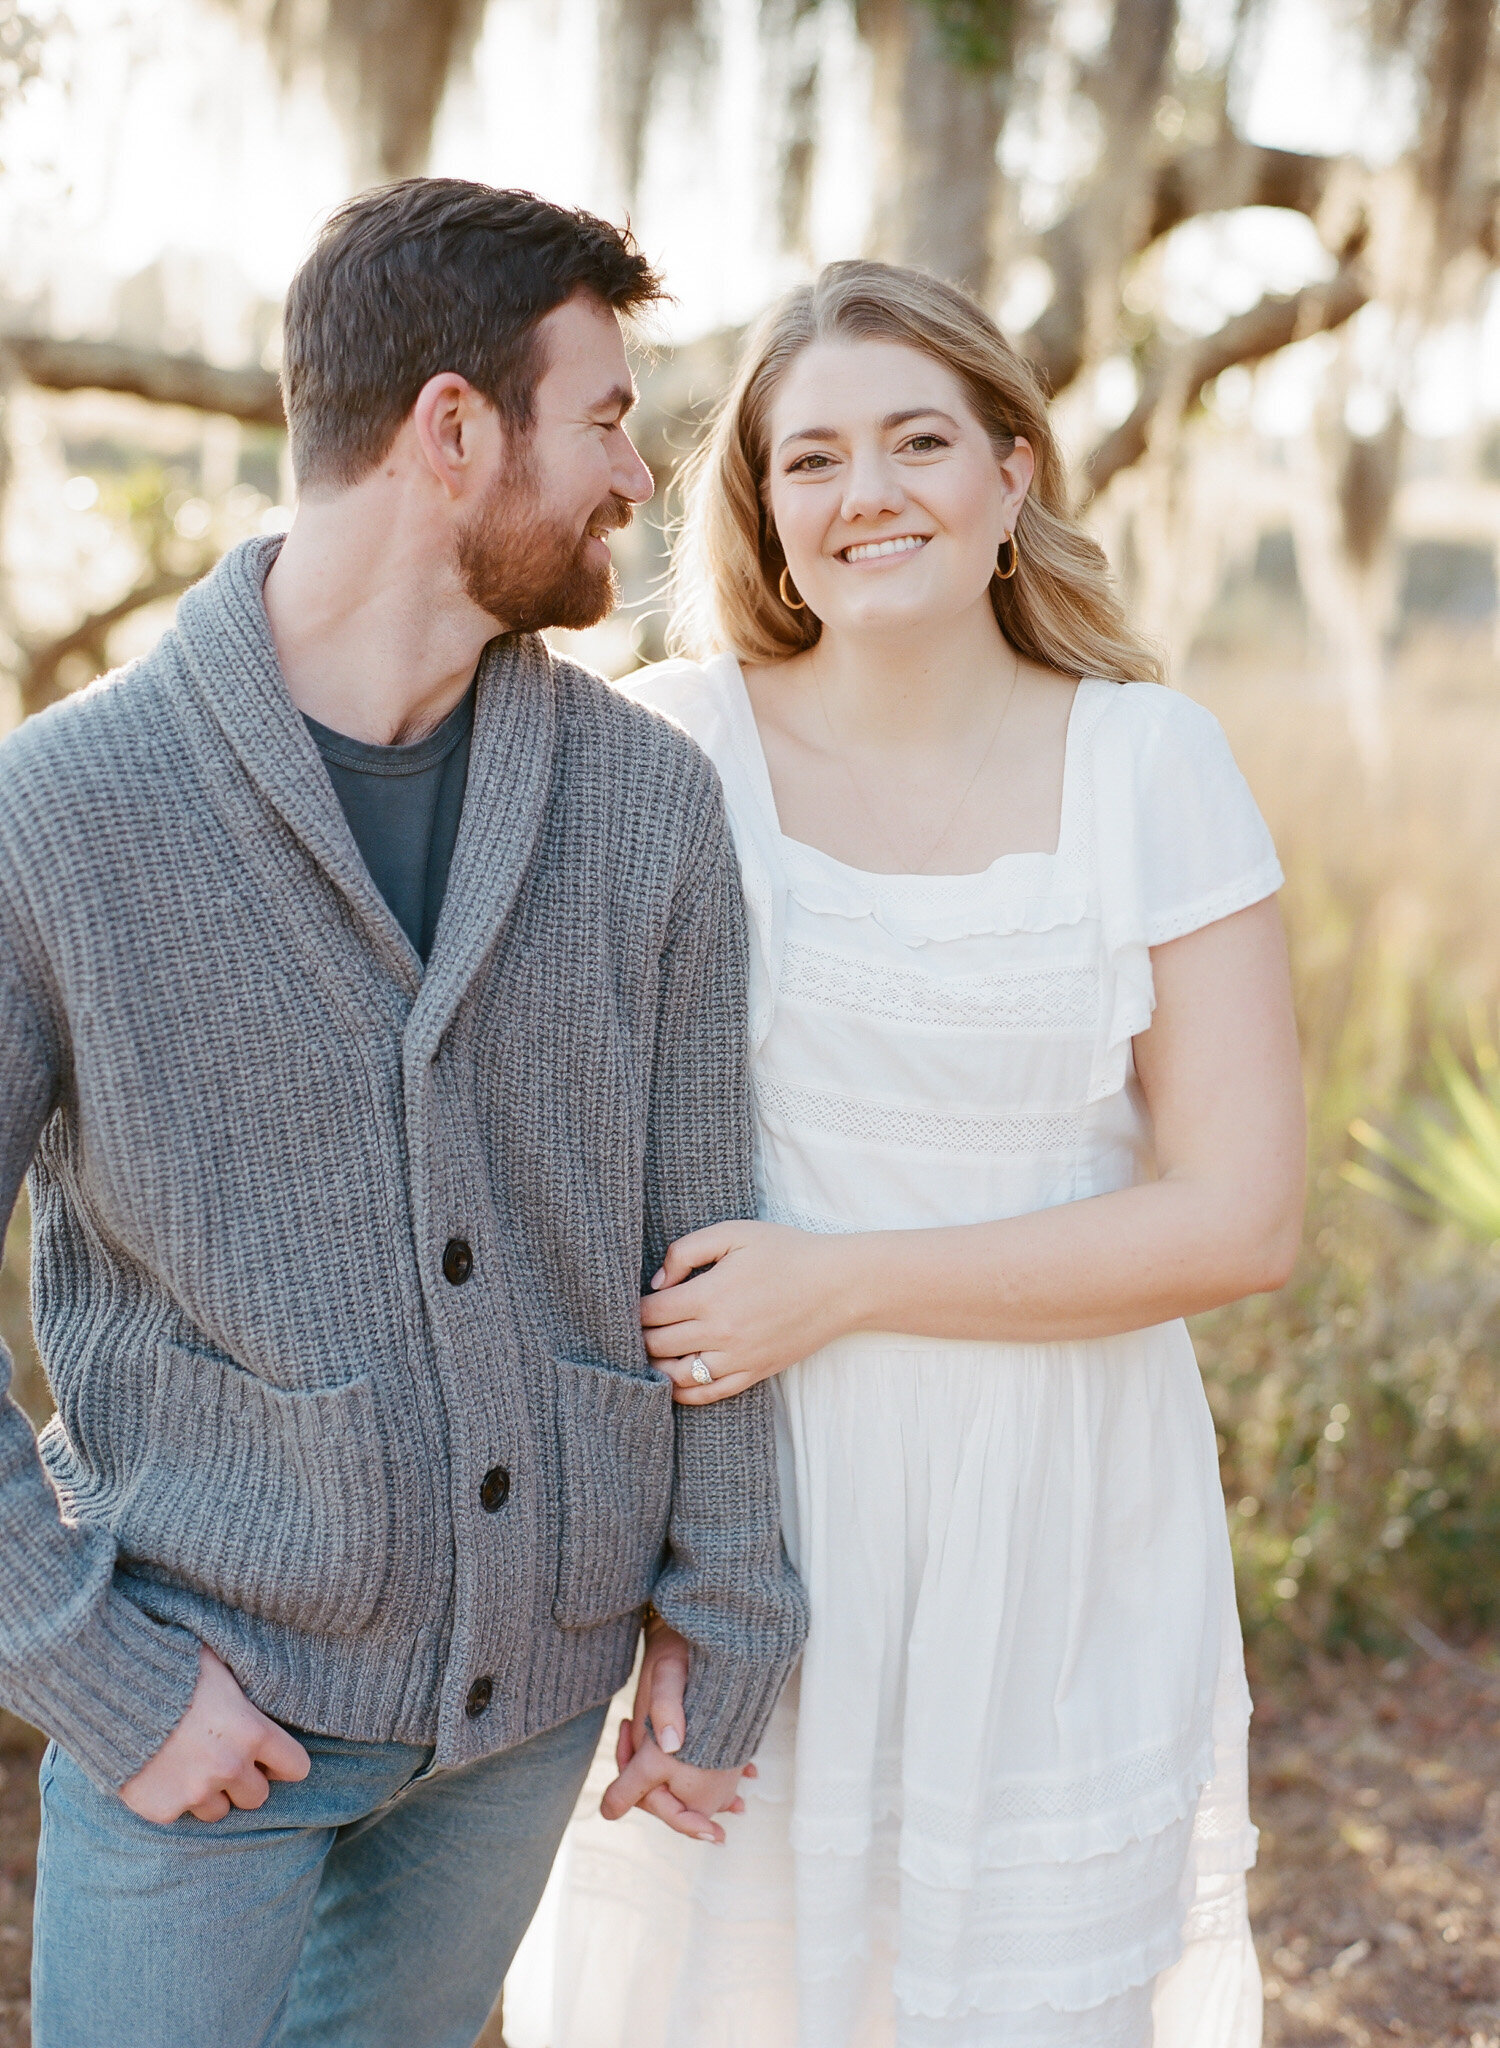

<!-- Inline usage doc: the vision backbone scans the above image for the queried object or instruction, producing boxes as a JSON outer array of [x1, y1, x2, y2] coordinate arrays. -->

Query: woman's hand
[[601, 1617, 756, 1842], [641, 1220, 863, 1403], [601, 1727, 749, 1844]]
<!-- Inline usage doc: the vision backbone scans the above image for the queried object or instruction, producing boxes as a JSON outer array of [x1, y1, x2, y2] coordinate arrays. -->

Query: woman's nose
[[839, 452, 903, 522]]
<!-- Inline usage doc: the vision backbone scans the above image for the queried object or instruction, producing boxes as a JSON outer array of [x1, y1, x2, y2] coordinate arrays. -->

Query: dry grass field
[[0, 640, 1498, 2041]]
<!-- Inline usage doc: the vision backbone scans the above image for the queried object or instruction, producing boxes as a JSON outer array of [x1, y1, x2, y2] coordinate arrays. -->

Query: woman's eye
[[904, 434, 947, 453], [787, 453, 836, 472]]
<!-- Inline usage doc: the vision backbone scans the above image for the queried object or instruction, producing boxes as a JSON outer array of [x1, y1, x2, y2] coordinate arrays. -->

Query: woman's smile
[[838, 533, 930, 564]]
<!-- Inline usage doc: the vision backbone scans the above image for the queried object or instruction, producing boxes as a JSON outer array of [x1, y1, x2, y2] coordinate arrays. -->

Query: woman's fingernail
[[695, 1829, 718, 1843], [660, 1725, 682, 1753], [651, 1270, 665, 1289]]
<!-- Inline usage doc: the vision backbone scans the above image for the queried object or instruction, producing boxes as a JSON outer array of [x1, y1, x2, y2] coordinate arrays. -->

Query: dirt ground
[[0, 1715, 41, 2048], [1252, 1646, 1500, 2047], [0, 1652, 1497, 2047]]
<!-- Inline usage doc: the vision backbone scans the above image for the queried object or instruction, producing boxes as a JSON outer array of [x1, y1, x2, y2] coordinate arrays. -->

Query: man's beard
[[456, 464, 631, 634]]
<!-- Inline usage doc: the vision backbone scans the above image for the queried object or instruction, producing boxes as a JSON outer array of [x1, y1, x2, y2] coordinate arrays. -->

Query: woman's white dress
[[550, 659, 1283, 2048]]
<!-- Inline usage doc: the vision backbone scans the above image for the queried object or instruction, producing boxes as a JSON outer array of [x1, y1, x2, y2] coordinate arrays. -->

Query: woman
[[552, 259, 1303, 2047]]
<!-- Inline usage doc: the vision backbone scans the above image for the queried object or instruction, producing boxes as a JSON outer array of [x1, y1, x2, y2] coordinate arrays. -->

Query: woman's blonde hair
[[666, 259, 1163, 684]]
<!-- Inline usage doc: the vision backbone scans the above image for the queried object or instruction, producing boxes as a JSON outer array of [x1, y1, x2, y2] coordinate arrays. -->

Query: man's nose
[[616, 432, 655, 507]]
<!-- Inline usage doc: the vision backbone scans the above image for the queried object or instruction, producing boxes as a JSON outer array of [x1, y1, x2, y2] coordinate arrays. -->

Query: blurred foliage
[[916, 0, 1020, 72], [0, 1189, 46, 1427], [16, 439, 286, 710], [0, 0, 44, 119], [1194, 664, 1500, 1665], [1200, 1190, 1500, 1664], [1347, 1022, 1500, 1241]]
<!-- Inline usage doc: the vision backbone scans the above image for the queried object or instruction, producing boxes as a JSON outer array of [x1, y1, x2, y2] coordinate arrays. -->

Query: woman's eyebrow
[[882, 408, 961, 431], [777, 408, 962, 453], [776, 425, 840, 452]]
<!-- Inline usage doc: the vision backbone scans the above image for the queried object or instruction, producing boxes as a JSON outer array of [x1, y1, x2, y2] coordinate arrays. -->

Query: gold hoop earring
[[779, 566, 807, 610], [995, 532, 1020, 581]]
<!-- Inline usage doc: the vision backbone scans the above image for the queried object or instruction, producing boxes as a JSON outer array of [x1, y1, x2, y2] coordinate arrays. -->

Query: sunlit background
[[3, 0, 1500, 2040]]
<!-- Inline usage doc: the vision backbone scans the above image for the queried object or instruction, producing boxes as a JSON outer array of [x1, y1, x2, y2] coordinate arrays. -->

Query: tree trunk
[[1026, 0, 1177, 391], [235, 0, 485, 189], [858, 0, 1006, 294]]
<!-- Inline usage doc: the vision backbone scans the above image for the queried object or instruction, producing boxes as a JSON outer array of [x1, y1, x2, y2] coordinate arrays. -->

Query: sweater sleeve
[[0, 919, 201, 1788], [641, 782, 809, 1771]]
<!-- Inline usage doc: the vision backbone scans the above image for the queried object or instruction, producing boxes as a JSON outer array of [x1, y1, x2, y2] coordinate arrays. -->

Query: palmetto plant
[[1346, 1022, 1500, 1243]]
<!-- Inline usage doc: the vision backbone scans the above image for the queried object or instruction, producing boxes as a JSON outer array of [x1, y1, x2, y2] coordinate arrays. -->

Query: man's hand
[[601, 1615, 755, 1842], [630, 1613, 691, 1755], [118, 1643, 311, 1824]]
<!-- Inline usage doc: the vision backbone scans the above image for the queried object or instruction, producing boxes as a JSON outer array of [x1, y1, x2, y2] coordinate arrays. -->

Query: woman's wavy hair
[[666, 259, 1163, 683]]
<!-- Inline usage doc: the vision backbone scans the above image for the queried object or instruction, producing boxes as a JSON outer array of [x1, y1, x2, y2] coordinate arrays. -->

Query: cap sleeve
[[1087, 684, 1283, 1103]]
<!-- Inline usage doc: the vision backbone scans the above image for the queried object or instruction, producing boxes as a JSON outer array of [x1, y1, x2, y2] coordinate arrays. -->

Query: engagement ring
[[689, 1355, 713, 1385]]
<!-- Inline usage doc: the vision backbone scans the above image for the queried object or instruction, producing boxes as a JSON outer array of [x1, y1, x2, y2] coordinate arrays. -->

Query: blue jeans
[[31, 1702, 606, 2048]]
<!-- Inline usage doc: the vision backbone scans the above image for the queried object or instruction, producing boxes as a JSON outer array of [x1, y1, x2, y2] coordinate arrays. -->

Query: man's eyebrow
[[593, 383, 637, 420], [776, 407, 961, 453]]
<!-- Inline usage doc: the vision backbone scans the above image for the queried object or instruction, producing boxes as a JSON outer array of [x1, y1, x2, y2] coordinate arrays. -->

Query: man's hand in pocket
[[118, 1643, 311, 1824]]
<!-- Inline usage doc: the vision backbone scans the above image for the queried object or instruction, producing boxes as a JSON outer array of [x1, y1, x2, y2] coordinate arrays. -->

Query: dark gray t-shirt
[[304, 682, 475, 963]]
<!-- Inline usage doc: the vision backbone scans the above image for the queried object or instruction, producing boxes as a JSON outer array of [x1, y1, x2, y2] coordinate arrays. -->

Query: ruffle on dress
[[779, 840, 1089, 952]]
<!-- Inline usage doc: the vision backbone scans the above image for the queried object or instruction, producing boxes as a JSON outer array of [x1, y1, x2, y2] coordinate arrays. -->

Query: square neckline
[[719, 654, 1094, 887]]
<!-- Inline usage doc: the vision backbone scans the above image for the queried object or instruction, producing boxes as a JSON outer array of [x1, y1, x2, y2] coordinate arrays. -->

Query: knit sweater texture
[[0, 535, 807, 1789]]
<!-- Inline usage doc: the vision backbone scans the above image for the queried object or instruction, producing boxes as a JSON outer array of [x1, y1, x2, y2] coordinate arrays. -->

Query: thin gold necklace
[[810, 643, 1022, 875]]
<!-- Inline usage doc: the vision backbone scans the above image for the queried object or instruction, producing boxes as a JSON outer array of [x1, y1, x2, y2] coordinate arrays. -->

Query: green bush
[[1197, 1186, 1500, 1663]]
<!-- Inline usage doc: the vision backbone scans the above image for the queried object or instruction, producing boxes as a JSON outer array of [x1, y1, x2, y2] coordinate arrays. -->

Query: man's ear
[[410, 373, 502, 501]]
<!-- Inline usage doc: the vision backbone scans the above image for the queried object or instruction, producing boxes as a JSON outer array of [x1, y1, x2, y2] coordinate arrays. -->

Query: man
[[0, 178, 806, 2047]]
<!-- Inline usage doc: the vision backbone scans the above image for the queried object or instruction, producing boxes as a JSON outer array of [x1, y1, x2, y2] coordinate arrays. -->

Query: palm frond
[[1347, 1022, 1500, 1242]]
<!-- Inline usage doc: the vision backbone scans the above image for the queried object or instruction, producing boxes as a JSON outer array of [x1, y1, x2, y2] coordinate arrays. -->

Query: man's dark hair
[[282, 179, 665, 490]]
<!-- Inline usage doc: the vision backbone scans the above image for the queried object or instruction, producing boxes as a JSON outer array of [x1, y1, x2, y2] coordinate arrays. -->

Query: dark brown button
[[479, 1465, 510, 1513], [464, 1676, 493, 1718], [442, 1238, 473, 1286]]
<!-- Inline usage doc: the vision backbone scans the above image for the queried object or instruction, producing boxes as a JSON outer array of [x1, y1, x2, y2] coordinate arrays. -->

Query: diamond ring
[[688, 1354, 713, 1386]]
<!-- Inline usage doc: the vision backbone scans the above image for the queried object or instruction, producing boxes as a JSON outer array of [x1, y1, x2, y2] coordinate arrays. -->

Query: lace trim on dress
[[890, 1984, 1155, 2048], [785, 1807, 1193, 2014], [756, 1076, 1087, 1158], [779, 941, 1099, 1035], [762, 1198, 849, 1236], [1142, 864, 1287, 948], [787, 1724, 1216, 1876]]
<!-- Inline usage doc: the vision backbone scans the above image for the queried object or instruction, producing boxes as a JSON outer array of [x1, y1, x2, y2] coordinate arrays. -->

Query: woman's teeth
[[842, 536, 928, 563]]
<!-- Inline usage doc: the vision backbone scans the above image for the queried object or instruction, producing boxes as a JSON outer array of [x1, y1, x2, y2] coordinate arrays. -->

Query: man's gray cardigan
[[0, 536, 806, 1790]]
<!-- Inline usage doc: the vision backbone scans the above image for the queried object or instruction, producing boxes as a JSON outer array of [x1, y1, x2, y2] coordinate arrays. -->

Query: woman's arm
[[641, 898, 1305, 1403]]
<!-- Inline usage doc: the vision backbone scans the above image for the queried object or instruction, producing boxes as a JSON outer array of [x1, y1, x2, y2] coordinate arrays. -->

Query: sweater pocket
[[551, 1354, 674, 1628], [115, 1342, 392, 1638]]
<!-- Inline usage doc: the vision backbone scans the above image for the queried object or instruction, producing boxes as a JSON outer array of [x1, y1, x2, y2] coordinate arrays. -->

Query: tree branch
[[1025, 135, 1347, 395], [1081, 264, 1370, 500], [1, 335, 284, 427], [1144, 137, 1338, 246], [1023, 0, 1178, 394], [19, 571, 197, 718]]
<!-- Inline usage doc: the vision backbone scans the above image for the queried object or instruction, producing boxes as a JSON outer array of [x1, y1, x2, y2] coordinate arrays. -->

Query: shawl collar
[[170, 536, 558, 1042], [407, 627, 557, 1058]]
